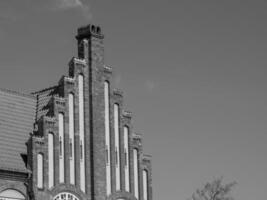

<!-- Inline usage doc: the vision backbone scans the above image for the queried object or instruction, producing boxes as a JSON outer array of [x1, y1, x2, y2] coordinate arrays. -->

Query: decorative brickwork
[[0, 24, 152, 200]]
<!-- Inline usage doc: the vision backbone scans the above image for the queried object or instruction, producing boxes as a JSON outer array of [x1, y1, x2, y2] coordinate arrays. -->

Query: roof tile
[[0, 89, 36, 173]]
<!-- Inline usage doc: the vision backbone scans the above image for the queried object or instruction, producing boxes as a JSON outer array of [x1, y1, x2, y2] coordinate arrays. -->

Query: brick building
[[0, 24, 152, 200]]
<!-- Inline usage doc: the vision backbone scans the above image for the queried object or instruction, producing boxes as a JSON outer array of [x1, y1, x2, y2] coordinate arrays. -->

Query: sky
[[0, 1, 267, 200]]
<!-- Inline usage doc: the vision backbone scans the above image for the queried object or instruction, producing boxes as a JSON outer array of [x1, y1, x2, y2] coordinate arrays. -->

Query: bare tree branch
[[189, 177, 237, 200]]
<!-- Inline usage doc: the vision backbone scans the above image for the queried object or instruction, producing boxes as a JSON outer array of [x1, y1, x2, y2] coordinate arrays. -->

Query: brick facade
[[0, 24, 152, 200]]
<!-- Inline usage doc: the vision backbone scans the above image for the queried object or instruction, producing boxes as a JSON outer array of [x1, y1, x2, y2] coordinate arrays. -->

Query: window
[[0, 189, 25, 200], [80, 142, 83, 160], [59, 137, 62, 156], [53, 192, 79, 200], [70, 139, 73, 158], [105, 145, 109, 165]]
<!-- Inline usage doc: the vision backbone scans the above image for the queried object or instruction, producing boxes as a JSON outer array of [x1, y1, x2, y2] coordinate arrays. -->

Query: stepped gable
[[0, 88, 36, 173], [0, 24, 153, 200]]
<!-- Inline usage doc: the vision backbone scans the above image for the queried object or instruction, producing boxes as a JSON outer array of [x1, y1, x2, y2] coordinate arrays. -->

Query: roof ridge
[[31, 85, 58, 95]]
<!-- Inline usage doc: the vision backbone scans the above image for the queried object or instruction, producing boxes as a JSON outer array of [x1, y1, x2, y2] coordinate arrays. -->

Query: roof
[[32, 86, 58, 121], [0, 88, 36, 173]]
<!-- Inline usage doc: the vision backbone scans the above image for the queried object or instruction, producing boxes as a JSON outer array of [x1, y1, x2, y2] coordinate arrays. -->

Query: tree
[[190, 177, 237, 200]]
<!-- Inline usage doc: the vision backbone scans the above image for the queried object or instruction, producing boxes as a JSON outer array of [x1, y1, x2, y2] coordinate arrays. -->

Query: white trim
[[69, 93, 75, 185], [48, 133, 54, 188], [143, 170, 148, 200], [134, 148, 139, 199], [74, 57, 86, 65], [78, 74, 85, 192], [114, 104, 121, 191], [104, 81, 111, 195], [124, 126, 130, 192], [58, 113, 65, 183], [37, 153, 43, 189]]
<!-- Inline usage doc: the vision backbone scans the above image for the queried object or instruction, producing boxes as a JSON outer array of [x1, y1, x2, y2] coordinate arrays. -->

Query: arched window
[[53, 192, 79, 200], [0, 189, 25, 200], [37, 153, 44, 189]]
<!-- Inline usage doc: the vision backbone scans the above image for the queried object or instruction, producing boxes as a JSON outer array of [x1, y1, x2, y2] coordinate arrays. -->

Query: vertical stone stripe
[[134, 148, 139, 199], [79, 74, 85, 192], [124, 126, 130, 192], [48, 133, 54, 188], [37, 153, 43, 189], [143, 170, 148, 200], [114, 104, 121, 191], [69, 93, 75, 185], [105, 81, 111, 195], [59, 113, 65, 183]]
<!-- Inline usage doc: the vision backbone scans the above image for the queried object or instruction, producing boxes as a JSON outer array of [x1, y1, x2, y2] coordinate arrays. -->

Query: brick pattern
[[0, 24, 152, 200]]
